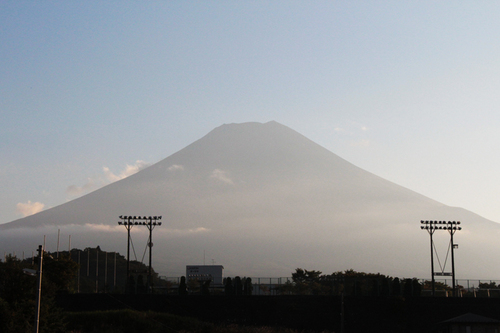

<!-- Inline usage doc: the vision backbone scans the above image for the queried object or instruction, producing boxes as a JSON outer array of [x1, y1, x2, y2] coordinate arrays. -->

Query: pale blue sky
[[2, 1, 500, 224]]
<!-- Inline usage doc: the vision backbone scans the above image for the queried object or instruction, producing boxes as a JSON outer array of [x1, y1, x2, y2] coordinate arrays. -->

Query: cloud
[[16, 201, 45, 217], [66, 179, 97, 196], [104, 160, 149, 182], [210, 169, 234, 184], [157, 227, 211, 238], [351, 139, 371, 147], [84, 223, 124, 233], [168, 164, 184, 172], [67, 160, 149, 197]]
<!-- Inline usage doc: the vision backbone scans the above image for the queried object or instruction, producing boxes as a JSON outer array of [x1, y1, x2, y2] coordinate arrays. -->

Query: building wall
[[186, 265, 224, 285]]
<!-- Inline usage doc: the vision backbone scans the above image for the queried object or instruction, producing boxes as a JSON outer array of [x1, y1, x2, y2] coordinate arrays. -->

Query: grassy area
[[64, 309, 302, 333]]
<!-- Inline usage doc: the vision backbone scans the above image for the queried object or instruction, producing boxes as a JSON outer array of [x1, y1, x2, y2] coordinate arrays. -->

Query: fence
[[158, 276, 500, 297]]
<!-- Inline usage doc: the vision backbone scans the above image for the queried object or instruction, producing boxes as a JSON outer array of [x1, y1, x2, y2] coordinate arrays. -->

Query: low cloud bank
[[66, 160, 149, 197], [16, 201, 45, 217]]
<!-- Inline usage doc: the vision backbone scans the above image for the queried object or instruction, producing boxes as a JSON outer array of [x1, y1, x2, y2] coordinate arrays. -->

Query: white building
[[186, 265, 224, 285]]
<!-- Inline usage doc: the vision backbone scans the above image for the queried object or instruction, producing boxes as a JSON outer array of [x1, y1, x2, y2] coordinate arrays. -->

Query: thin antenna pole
[[95, 249, 99, 293], [87, 248, 89, 277], [104, 251, 107, 293], [114, 252, 116, 289], [57, 229, 60, 259], [77, 250, 80, 293]]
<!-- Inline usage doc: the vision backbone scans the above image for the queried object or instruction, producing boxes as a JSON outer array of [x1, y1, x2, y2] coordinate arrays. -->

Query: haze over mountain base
[[2, 121, 499, 279]]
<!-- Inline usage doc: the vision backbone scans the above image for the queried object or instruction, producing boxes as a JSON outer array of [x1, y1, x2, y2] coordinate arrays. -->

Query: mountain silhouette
[[2, 121, 499, 279]]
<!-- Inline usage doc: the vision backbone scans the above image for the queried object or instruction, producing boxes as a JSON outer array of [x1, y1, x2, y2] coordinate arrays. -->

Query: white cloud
[[157, 227, 210, 237], [351, 139, 371, 147], [16, 201, 45, 217], [104, 160, 149, 182], [66, 178, 97, 196], [84, 223, 124, 233], [67, 160, 149, 197], [168, 164, 184, 172], [210, 169, 234, 184]]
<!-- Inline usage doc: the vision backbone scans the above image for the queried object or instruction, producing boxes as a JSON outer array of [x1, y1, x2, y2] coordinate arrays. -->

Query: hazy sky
[[2, 1, 500, 225]]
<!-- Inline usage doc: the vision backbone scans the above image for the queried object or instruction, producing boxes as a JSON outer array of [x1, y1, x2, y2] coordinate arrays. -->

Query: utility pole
[[34, 245, 43, 333]]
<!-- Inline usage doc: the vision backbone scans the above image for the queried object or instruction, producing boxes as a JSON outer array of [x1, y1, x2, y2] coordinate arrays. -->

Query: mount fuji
[[2, 121, 499, 279]]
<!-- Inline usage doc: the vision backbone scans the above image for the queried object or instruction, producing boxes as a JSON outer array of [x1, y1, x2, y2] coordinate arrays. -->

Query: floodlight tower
[[420, 220, 462, 297], [118, 215, 134, 292], [118, 215, 162, 294], [420, 220, 437, 296], [145, 216, 162, 293], [447, 221, 461, 296]]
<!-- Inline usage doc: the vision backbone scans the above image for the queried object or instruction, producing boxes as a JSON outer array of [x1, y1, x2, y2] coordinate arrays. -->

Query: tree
[[391, 278, 401, 296], [0, 253, 70, 333], [201, 280, 211, 295], [291, 268, 323, 295], [42, 252, 78, 294], [178, 276, 188, 295], [243, 277, 253, 295], [234, 276, 243, 296], [136, 275, 146, 294], [224, 277, 233, 295]]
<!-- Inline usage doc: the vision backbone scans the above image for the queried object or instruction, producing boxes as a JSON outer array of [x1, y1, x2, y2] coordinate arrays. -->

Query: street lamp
[[420, 220, 462, 296]]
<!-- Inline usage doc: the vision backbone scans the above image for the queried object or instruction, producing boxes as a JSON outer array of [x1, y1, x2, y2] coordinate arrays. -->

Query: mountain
[[2, 121, 499, 279]]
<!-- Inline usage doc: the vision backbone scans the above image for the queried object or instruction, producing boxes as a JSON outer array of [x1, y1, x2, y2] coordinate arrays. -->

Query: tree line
[[280, 268, 423, 297]]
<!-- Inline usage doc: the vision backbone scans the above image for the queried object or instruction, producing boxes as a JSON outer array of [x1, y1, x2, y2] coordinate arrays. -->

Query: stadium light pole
[[421, 221, 436, 296], [420, 220, 462, 297], [145, 216, 162, 293], [118, 215, 162, 294], [118, 215, 134, 293], [448, 221, 461, 296]]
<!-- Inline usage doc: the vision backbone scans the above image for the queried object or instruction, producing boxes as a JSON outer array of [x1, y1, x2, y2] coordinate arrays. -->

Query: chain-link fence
[[158, 276, 500, 297]]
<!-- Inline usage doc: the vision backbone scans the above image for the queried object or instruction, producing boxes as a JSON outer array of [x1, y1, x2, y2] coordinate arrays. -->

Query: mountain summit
[[2, 121, 499, 278]]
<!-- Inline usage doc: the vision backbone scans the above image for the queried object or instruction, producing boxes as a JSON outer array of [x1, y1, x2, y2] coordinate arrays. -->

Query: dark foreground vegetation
[[57, 293, 500, 333], [3, 248, 500, 333]]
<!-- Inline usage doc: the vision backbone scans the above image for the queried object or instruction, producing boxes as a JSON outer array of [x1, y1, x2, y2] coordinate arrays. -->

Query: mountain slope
[[1, 121, 499, 279]]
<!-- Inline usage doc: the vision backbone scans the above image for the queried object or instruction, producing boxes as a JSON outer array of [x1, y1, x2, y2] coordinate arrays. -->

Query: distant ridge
[[2, 121, 500, 279]]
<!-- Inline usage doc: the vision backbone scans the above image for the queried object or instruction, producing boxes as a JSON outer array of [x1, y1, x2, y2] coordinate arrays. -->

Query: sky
[[2, 1, 500, 226]]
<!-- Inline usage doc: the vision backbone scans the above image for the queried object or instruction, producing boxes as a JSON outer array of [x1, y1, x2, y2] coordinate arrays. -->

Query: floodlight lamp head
[[119, 215, 123, 219], [158, 222, 162, 226], [118, 221, 122, 225], [159, 216, 162, 220]]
